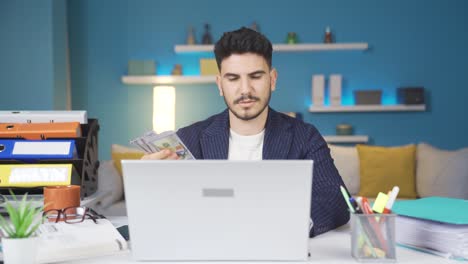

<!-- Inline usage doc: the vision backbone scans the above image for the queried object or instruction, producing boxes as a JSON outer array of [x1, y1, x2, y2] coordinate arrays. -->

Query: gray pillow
[[416, 143, 468, 199], [329, 144, 360, 195], [96, 160, 124, 208]]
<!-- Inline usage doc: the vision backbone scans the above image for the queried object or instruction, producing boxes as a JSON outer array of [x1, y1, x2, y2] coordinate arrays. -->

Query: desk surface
[[67, 222, 458, 264]]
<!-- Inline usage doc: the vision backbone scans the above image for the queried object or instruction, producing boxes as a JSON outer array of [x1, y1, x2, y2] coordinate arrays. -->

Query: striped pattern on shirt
[[177, 108, 350, 237]]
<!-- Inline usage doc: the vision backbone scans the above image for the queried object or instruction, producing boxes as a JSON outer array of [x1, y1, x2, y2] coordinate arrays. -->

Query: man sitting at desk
[[142, 27, 349, 237]]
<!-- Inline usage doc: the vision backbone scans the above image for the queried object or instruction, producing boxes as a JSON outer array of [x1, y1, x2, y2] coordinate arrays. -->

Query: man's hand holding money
[[130, 130, 195, 160], [140, 149, 179, 160]]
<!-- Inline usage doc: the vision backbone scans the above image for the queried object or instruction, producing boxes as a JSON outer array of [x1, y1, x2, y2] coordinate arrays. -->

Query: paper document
[[396, 216, 468, 260], [36, 219, 128, 263]]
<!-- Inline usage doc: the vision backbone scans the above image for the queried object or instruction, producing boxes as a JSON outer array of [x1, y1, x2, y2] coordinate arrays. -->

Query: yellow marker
[[358, 234, 365, 248], [0, 164, 72, 187], [362, 245, 373, 257], [374, 247, 386, 258], [372, 192, 389, 213]]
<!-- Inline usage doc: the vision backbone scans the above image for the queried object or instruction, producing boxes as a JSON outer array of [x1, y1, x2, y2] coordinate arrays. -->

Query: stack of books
[[392, 197, 468, 260]]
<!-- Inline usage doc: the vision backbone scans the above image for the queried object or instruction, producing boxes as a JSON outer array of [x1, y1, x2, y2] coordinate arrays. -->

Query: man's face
[[216, 53, 277, 121]]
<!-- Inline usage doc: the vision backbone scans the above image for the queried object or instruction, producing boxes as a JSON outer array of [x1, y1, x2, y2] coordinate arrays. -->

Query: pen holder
[[351, 213, 396, 262]]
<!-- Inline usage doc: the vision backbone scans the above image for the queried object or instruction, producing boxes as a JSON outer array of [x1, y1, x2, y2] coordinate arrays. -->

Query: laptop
[[122, 160, 313, 261]]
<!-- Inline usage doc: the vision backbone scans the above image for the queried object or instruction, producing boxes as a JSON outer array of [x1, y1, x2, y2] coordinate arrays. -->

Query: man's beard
[[223, 91, 271, 121]]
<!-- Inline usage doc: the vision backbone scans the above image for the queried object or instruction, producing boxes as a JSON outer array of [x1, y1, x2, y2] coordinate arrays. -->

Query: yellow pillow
[[111, 144, 145, 176], [357, 144, 417, 198]]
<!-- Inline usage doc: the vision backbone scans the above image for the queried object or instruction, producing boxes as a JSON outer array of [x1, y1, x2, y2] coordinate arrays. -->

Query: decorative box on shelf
[[128, 60, 156, 75], [354, 90, 382, 105], [199, 59, 219, 76]]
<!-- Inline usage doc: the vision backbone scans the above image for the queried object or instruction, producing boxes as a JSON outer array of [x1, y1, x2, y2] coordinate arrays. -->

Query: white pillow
[[329, 145, 360, 195], [417, 143, 468, 199], [97, 160, 124, 208]]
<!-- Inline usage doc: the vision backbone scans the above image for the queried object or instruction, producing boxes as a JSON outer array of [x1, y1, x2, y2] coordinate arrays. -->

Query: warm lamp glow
[[153, 86, 175, 133]]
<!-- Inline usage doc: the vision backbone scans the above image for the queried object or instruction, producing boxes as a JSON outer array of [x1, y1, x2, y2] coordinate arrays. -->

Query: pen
[[383, 186, 400, 214], [349, 197, 363, 214], [355, 197, 364, 212], [360, 197, 374, 215], [339, 186, 355, 213], [361, 196, 388, 252]]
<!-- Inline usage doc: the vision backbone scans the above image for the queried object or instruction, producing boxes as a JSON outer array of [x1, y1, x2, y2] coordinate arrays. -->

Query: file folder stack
[[392, 197, 468, 260], [0, 111, 99, 198]]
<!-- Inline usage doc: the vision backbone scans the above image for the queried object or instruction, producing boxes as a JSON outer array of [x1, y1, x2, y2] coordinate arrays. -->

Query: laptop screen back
[[122, 160, 313, 261]]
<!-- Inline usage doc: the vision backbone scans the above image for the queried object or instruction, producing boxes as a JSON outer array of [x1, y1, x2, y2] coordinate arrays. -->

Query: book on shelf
[[36, 218, 128, 263]]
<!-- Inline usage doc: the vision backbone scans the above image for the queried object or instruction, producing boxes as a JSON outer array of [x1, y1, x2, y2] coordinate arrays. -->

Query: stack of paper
[[36, 219, 128, 263], [395, 216, 468, 259], [392, 197, 468, 260]]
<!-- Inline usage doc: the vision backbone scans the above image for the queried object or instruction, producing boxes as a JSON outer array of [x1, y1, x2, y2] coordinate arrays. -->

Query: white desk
[[66, 223, 459, 264]]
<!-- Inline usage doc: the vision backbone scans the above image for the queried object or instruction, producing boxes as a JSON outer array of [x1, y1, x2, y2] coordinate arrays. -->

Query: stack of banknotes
[[130, 131, 195, 160]]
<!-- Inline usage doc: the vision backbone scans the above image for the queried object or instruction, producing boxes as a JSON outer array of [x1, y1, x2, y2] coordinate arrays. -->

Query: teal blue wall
[[0, 0, 68, 110], [0, 1, 54, 109], [52, 0, 69, 110], [4, 0, 468, 160]]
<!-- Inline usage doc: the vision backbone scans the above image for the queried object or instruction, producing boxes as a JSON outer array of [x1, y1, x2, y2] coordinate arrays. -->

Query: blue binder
[[0, 139, 75, 160]]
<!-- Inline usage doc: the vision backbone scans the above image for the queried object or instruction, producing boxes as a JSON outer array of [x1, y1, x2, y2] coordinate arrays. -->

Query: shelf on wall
[[175, 45, 214, 53], [121, 75, 216, 85], [274, 43, 368, 51], [309, 104, 426, 113], [324, 135, 369, 143], [174, 43, 369, 53]]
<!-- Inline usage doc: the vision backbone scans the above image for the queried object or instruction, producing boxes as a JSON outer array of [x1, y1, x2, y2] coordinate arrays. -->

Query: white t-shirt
[[228, 129, 264, 160], [227, 128, 314, 231]]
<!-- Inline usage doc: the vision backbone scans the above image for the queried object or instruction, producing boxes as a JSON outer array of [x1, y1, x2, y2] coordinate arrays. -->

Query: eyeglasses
[[43, 206, 105, 224]]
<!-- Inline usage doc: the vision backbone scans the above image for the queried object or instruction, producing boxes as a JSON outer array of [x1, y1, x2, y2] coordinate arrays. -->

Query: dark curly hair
[[214, 27, 273, 70]]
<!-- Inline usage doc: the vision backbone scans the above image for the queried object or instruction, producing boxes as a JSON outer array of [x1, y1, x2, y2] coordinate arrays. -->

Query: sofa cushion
[[357, 144, 417, 198], [111, 144, 145, 176], [329, 145, 360, 195], [416, 143, 468, 199], [97, 160, 124, 208]]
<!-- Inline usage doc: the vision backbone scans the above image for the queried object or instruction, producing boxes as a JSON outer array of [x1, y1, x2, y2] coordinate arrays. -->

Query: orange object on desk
[[44, 185, 81, 211], [0, 122, 81, 139]]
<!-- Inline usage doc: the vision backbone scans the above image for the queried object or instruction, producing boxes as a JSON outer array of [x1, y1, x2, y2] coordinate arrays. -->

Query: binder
[[0, 111, 87, 124], [0, 164, 72, 187], [392, 197, 468, 225], [393, 197, 468, 260], [0, 118, 100, 197], [0, 122, 81, 139], [0, 139, 75, 160]]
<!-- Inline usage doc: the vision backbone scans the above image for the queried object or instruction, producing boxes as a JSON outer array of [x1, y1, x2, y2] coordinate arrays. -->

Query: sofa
[[94, 143, 468, 216], [330, 143, 468, 199]]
